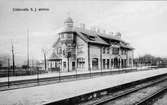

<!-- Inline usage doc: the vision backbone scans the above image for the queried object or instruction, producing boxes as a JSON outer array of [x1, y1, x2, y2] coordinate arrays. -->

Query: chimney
[[102, 30, 106, 34], [97, 28, 100, 33], [79, 23, 85, 30], [90, 26, 96, 31], [90, 26, 97, 34], [109, 32, 114, 35], [114, 32, 122, 38]]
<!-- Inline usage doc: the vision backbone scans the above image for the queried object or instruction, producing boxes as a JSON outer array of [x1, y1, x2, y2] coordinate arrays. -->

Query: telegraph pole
[[44, 53, 46, 71], [11, 40, 15, 76], [7, 58, 10, 87], [27, 29, 30, 70]]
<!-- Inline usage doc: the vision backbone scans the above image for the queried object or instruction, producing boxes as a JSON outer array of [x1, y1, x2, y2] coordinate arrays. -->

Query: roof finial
[[64, 11, 73, 24]]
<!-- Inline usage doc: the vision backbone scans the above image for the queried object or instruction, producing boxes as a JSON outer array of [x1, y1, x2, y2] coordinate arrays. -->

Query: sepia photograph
[[0, 0, 167, 105]]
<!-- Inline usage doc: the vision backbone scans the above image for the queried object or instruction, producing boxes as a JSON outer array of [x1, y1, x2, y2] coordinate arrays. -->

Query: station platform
[[0, 67, 140, 83], [0, 68, 166, 105]]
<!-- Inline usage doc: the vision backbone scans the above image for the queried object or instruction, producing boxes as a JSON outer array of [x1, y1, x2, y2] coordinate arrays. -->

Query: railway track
[[134, 86, 167, 105], [0, 69, 137, 91], [79, 73, 167, 105]]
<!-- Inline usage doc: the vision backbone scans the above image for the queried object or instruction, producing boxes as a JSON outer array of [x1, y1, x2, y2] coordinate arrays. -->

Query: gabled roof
[[52, 37, 60, 48]]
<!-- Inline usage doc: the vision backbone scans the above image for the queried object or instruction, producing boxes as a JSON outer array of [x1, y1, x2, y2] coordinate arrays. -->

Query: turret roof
[[64, 17, 73, 23]]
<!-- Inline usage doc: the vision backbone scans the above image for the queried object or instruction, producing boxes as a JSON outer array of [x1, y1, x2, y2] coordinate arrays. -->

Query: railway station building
[[48, 17, 134, 72]]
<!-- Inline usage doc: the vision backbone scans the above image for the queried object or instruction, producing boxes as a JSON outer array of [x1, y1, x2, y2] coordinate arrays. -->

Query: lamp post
[[67, 52, 71, 72], [100, 46, 103, 75], [75, 64, 77, 79], [59, 61, 61, 82], [118, 54, 122, 70], [36, 63, 39, 85]]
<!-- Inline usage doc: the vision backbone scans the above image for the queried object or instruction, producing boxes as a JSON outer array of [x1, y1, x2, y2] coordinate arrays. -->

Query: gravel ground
[[104, 87, 161, 105], [152, 91, 167, 105], [104, 80, 167, 105], [79, 75, 167, 105]]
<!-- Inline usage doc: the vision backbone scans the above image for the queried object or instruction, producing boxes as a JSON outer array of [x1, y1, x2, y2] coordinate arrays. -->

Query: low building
[[48, 17, 134, 72]]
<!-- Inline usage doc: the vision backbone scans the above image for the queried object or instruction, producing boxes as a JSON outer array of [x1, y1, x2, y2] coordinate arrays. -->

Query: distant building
[[0, 56, 9, 68], [48, 17, 134, 72]]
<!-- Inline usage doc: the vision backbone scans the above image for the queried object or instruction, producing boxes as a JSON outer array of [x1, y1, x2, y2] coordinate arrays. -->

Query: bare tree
[[41, 48, 48, 71]]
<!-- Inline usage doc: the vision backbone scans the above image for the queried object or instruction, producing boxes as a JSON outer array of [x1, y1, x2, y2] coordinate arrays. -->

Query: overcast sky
[[0, 0, 167, 64]]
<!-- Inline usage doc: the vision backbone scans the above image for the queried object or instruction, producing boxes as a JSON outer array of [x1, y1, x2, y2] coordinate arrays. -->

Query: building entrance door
[[72, 62, 75, 70], [107, 59, 109, 69], [114, 58, 119, 68], [92, 58, 98, 70]]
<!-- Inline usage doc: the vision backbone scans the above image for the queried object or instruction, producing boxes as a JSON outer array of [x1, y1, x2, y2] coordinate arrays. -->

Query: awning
[[48, 52, 62, 61], [77, 58, 85, 62]]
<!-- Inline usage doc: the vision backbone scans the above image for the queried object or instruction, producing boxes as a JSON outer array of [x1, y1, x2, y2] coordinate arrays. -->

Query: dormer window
[[88, 36, 95, 41], [60, 33, 73, 40], [107, 47, 110, 54], [112, 48, 119, 55]]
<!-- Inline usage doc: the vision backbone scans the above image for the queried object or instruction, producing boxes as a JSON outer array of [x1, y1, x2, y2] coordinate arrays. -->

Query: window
[[77, 58, 85, 68], [121, 50, 123, 55], [121, 50, 127, 55], [67, 33, 73, 39], [125, 50, 127, 55], [63, 49, 66, 56], [123, 50, 126, 55], [65, 41, 71, 47], [72, 62, 75, 70], [92, 58, 98, 70], [107, 47, 110, 54], [57, 47, 62, 54], [61, 34, 64, 39], [107, 59, 109, 69], [103, 59, 105, 69], [63, 62, 66, 68], [111, 59, 113, 67], [103, 47, 105, 54], [129, 58, 132, 66], [112, 48, 119, 55], [67, 52, 71, 57]]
